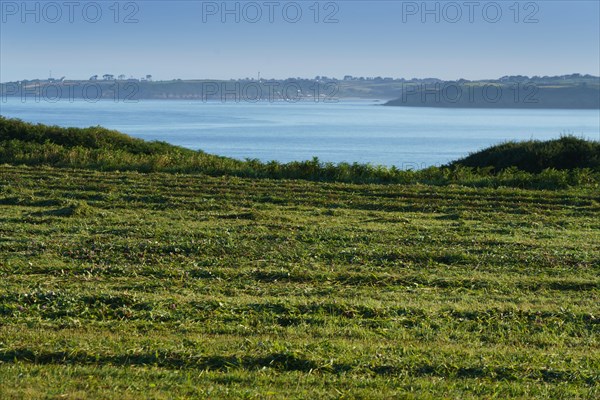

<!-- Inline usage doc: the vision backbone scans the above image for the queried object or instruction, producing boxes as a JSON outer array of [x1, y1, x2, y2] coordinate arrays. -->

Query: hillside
[[384, 84, 600, 109], [0, 115, 185, 155], [452, 136, 600, 172]]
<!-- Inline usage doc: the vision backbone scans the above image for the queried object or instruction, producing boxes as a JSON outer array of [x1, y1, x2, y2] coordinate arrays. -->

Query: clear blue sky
[[1, 0, 599, 82]]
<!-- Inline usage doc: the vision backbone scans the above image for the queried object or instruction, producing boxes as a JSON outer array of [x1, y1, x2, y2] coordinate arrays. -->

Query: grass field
[[0, 164, 599, 399]]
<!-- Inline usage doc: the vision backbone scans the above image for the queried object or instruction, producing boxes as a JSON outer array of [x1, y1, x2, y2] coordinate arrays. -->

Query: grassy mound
[[452, 136, 600, 173], [0, 115, 185, 155], [1, 116, 599, 189], [0, 115, 245, 173]]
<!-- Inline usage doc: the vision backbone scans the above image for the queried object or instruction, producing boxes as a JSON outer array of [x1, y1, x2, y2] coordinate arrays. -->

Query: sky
[[1, 0, 599, 82]]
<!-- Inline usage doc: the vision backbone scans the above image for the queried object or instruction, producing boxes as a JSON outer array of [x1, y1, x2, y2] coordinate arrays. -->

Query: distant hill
[[384, 84, 600, 109], [451, 136, 600, 172]]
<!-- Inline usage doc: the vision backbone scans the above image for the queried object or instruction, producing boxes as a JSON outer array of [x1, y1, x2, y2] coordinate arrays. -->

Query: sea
[[2, 98, 599, 168]]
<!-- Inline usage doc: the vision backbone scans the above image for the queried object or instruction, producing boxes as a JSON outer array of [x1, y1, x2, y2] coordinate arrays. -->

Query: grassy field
[[1, 163, 599, 399]]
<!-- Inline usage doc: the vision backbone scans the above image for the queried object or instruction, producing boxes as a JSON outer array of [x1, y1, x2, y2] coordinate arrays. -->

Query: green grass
[[0, 117, 599, 398], [0, 165, 599, 399]]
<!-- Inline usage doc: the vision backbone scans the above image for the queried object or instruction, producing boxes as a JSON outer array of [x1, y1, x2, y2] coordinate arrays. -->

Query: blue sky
[[1, 0, 599, 82]]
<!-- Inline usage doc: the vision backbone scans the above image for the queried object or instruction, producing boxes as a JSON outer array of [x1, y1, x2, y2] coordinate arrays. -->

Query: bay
[[1, 98, 598, 168]]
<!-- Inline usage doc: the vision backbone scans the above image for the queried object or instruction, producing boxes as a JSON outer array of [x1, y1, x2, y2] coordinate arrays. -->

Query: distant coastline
[[2, 74, 598, 109]]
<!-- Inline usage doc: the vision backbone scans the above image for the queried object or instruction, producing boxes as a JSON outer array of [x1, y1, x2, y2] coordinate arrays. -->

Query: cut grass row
[[0, 165, 598, 398]]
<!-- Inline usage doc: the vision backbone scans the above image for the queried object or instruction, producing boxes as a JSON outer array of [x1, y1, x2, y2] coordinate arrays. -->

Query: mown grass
[[0, 165, 599, 399]]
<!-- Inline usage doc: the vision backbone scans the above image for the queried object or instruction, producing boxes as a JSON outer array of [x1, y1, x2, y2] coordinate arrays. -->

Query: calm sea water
[[2, 98, 599, 168]]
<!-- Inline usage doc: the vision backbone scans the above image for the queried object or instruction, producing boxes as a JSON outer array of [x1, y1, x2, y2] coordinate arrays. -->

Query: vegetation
[[0, 116, 180, 155], [1, 164, 599, 399], [1, 117, 599, 190], [0, 117, 598, 398], [452, 136, 600, 173]]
